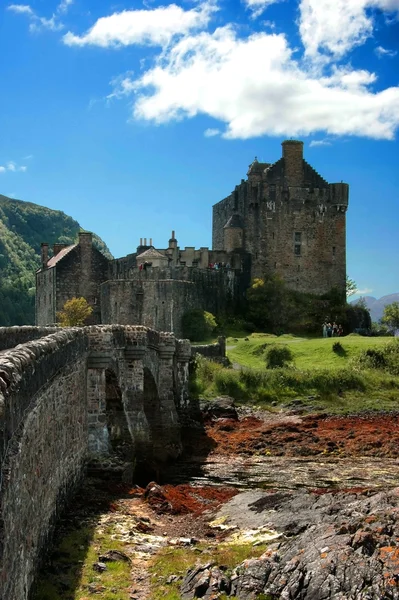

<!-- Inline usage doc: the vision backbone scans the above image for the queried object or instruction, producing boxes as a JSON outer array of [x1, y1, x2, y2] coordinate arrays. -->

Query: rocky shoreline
[[32, 400, 399, 599]]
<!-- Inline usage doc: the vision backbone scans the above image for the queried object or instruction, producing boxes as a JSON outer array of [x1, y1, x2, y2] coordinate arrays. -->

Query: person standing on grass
[[327, 323, 333, 338], [322, 322, 327, 338]]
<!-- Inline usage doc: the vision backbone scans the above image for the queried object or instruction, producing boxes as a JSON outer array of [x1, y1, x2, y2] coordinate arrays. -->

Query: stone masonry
[[0, 325, 192, 600], [36, 140, 348, 331]]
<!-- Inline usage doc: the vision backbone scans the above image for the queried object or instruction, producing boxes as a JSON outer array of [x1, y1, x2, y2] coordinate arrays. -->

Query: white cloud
[[0, 161, 27, 173], [375, 45, 397, 57], [8, 4, 34, 14], [115, 26, 399, 140], [204, 128, 221, 137], [243, 0, 281, 19], [57, 0, 73, 14], [299, 0, 399, 60], [8, 0, 72, 32], [354, 288, 374, 295], [63, 2, 216, 48], [309, 139, 331, 147]]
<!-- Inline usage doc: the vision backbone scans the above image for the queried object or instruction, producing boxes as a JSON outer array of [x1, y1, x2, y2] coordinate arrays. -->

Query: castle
[[36, 140, 349, 336]]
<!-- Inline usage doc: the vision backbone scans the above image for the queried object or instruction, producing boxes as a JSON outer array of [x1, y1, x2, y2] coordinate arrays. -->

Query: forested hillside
[[0, 194, 112, 326]]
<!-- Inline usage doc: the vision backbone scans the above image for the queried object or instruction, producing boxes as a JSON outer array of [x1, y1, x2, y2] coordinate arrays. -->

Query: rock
[[92, 562, 107, 572], [201, 397, 238, 420], [98, 550, 131, 563], [143, 481, 172, 513], [181, 564, 230, 599]]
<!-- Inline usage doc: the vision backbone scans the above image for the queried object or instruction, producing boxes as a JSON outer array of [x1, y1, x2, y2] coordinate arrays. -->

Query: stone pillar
[[175, 339, 192, 411], [157, 335, 182, 461], [78, 231, 93, 302], [41, 243, 49, 269], [86, 367, 109, 454], [282, 140, 304, 186]]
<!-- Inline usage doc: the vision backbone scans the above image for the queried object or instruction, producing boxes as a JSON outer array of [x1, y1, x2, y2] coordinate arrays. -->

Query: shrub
[[265, 345, 293, 369], [214, 370, 243, 398], [182, 309, 217, 342]]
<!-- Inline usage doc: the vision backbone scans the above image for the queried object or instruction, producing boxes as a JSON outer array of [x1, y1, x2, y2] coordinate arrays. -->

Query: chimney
[[282, 140, 304, 186], [149, 238, 153, 246], [144, 238, 147, 246], [41, 243, 49, 269], [169, 230, 177, 250], [53, 243, 68, 256], [140, 238, 143, 246]]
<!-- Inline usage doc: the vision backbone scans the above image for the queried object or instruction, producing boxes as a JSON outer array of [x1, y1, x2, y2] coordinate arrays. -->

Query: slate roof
[[45, 244, 77, 268]]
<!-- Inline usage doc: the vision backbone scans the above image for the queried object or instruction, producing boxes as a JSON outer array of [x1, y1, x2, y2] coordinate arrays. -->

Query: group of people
[[322, 321, 343, 338]]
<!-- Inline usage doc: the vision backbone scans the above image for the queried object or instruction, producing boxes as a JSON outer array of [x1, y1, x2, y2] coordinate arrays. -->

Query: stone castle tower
[[212, 140, 349, 295]]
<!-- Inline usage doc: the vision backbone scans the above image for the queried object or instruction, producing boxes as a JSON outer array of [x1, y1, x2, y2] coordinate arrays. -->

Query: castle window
[[294, 232, 302, 256], [49, 293, 51, 304], [332, 246, 336, 257], [269, 184, 276, 201]]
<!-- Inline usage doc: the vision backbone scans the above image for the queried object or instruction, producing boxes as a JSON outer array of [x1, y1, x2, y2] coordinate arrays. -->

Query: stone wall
[[212, 142, 349, 296], [100, 269, 241, 337], [191, 337, 226, 361], [0, 329, 88, 600], [0, 326, 58, 351]]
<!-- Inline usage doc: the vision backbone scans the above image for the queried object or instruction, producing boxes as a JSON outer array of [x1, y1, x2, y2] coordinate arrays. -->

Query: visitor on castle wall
[[322, 322, 327, 338]]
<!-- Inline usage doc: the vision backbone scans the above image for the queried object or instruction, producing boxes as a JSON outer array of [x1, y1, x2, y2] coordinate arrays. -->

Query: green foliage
[[353, 340, 399, 376], [182, 309, 217, 341], [265, 344, 293, 368], [245, 274, 360, 336], [346, 275, 358, 297], [57, 297, 93, 327], [0, 194, 112, 326], [382, 301, 399, 330]]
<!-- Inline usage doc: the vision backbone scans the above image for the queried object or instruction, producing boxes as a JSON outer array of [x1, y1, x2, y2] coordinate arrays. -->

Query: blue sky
[[1, 0, 398, 299]]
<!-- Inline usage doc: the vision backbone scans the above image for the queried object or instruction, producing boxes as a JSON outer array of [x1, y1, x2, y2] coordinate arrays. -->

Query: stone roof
[[224, 214, 244, 229], [137, 247, 168, 260], [46, 244, 77, 268]]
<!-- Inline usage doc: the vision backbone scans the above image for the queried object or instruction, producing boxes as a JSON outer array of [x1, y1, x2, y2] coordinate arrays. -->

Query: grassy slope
[[192, 334, 399, 414], [227, 333, 391, 371]]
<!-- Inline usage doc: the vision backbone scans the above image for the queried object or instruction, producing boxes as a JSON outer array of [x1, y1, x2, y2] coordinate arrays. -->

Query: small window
[[49, 293, 51, 304], [294, 232, 302, 243], [332, 246, 336, 257], [294, 244, 301, 256]]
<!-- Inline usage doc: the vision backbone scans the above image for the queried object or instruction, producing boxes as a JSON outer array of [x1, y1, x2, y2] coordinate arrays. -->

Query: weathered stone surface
[[0, 325, 191, 600], [201, 396, 238, 421], [181, 564, 231, 599], [198, 488, 399, 599]]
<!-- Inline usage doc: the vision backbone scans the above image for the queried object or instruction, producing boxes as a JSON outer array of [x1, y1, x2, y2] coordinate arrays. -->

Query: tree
[[346, 276, 358, 298], [182, 309, 217, 341], [382, 302, 399, 331], [57, 297, 93, 327]]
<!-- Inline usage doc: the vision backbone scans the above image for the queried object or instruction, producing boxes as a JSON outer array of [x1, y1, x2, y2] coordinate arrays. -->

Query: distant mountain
[[0, 194, 112, 326], [350, 293, 399, 322]]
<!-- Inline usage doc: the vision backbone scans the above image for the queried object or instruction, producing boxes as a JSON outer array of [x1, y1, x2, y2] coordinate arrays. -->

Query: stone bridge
[[0, 325, 192, 600]]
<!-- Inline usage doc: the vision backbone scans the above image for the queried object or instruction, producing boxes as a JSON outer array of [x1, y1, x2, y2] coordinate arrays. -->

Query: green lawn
[[226, 333, 392, 371]]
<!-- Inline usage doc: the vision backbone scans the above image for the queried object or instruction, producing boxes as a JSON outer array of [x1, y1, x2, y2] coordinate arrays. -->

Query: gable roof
[[137, 247, 168, 260], [46, 244, 77, 268]]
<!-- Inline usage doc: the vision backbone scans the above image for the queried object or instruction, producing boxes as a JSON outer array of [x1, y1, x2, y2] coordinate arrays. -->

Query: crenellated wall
[[0, 325, 192, 600]]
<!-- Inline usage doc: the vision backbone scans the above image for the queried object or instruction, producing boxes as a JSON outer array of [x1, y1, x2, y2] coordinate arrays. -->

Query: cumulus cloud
[[113, 26, 399, 140], [243, 0, 281, 19], [57, 0, 73, 14], [299, 0, 399, 60], [204, 128, 221, 137], [375, 45, 397, 57], [0, 161, 28, 173], [63, 2, 216, 48]]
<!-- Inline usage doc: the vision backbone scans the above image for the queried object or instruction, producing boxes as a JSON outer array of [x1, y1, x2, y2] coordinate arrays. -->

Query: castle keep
[[36, 140, 349, 333]]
